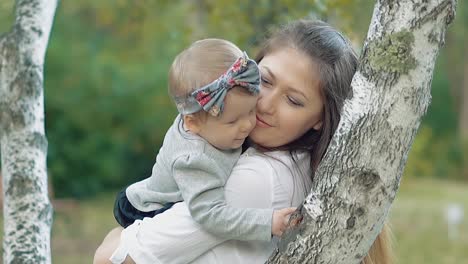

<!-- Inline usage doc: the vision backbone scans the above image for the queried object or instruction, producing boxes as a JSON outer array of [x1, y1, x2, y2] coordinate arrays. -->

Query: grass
[[0, 193, 117, 264], [389, 178, 468, 264], [50, 194, 117, 264], [1, 178, 467, 263]]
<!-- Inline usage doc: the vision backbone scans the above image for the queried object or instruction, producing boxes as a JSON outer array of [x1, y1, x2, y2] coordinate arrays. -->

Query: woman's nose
[[257, 89, 275, 115]]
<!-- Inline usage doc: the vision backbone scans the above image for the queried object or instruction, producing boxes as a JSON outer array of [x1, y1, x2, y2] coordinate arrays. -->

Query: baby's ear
[[183, 114, 201, 133]]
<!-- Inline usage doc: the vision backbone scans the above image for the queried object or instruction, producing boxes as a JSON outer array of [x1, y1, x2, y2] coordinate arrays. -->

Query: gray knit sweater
[[126, 115, 273, 241]]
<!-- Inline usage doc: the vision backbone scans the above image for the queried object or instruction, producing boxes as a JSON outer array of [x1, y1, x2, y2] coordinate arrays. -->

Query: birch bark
[[0, 0, 57, 263]]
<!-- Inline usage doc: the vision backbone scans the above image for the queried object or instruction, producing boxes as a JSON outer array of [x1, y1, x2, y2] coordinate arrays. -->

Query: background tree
[[268, 0, 457, 263], [0, 0, 57, 263], [445, 1, 468, 177]]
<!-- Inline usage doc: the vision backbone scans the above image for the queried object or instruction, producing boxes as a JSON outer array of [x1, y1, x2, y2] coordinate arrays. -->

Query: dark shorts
[[113, 187, 176, 228]]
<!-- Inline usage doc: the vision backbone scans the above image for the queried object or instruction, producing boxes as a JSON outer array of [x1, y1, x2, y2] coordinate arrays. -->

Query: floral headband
[[174, 52, 260, 117]]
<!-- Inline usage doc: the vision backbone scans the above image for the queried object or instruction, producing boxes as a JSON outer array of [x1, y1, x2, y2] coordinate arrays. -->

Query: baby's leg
[[93, 227, 135, 264]]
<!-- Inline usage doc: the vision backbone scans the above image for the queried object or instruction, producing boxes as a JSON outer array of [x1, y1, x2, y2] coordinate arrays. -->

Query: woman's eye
[[287, 96, 303, 107], [261, 77, 271, 85]]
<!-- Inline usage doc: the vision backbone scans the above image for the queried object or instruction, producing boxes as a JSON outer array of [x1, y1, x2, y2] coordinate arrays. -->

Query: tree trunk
[[446, 0, 467, 142], [0, 0, 57, 263], [461, 55, 468, 179], [444, 0, 467, 178], [268, 0, 457, 263]]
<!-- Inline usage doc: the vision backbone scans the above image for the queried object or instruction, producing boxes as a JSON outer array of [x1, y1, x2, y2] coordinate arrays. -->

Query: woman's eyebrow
[[261, 66, 276, 80], [287, 86, 309, 101], [262, 65, 310, 101]]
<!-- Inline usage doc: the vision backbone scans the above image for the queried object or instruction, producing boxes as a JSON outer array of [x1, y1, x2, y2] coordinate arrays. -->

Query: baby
[[113, 39, 295, 248]]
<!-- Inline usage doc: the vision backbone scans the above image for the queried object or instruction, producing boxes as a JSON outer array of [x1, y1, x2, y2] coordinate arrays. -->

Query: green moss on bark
[[368, 30, 417, 74]]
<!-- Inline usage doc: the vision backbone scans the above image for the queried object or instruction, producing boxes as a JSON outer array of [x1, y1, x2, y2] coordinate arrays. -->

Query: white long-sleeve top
[[110, 147, 312, 264]]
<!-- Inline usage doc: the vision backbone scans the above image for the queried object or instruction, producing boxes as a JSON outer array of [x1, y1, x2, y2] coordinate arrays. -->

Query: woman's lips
[[256, 115, 272, 128]]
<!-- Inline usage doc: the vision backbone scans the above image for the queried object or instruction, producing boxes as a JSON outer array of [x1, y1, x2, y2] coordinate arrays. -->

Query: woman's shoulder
[[237, 148, 280, 170], [240, 147, 309, 170], [233, 148, 271, 171], [240, 147, 312, 190], [240, 147, 290, 160]]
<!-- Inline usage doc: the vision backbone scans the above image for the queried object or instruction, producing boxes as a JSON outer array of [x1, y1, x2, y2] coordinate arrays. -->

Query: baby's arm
[[172, 154, 274, 242]]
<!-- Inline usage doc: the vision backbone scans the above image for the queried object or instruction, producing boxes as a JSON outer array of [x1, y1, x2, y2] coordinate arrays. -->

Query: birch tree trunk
[[0, 0, 57, 263], [268, 0, 457, 263], [462, 58, 468, 178]]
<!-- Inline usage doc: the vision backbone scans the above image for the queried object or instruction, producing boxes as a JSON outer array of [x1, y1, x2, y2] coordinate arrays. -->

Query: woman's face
[[249, 47, 324, 148]]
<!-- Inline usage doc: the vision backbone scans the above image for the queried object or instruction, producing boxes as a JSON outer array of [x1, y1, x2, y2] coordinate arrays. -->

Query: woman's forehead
[[259, 48, 321, 97]]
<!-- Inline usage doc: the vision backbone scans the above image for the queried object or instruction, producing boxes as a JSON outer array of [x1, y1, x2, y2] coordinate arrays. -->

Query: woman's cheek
[[282, 104, 297, 120]]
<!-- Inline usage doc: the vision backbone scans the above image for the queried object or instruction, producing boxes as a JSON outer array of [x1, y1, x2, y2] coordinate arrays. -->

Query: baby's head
[[169, 39, 259, 150]]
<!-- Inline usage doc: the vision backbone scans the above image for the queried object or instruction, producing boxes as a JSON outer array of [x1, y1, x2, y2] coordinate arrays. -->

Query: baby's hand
[[272, 207, 296, 237]]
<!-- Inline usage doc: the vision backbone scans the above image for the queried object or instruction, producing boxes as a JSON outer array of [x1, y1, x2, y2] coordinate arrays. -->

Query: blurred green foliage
[[0, 0, 466, 198]]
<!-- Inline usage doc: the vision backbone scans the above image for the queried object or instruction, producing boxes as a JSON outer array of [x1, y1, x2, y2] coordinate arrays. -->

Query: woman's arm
[[119, 153, 275, 264]]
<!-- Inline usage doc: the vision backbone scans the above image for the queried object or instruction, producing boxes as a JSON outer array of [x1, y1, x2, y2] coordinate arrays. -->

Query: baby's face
[[197, 88, 257, 150]]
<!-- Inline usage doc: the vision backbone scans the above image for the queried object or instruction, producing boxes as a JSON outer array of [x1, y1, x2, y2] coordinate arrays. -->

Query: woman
[[94, 19, 392, 264]]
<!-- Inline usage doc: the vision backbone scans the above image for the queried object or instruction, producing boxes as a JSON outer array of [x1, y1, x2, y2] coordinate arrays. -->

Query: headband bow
[[174, 52, 260, 117]]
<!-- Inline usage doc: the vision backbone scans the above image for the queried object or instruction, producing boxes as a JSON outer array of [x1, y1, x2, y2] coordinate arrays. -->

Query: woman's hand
[[271, 207, 297, 237]]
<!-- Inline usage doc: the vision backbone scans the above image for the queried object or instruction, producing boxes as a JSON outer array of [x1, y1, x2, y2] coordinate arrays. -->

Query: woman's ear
[[313, 120, 323, 130], [183, 114, 201, 133]]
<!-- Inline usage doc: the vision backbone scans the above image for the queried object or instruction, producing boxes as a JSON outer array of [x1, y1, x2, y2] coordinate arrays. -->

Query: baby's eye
[[227, 119, 238, 124]]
